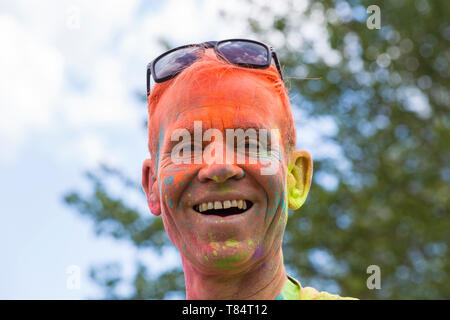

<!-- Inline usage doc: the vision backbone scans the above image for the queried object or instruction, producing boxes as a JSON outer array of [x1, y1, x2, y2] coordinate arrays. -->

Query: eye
[[235, 137, 260, 156], [245, 139, 259, 153], [175, 141, 202, 158]]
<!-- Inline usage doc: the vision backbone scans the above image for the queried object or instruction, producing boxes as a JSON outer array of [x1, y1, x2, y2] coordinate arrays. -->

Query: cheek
[[246, 161, 287, 216], [264, 170, 287, 216], [159, 165, 199, 210], [158, 166, 199, 247]]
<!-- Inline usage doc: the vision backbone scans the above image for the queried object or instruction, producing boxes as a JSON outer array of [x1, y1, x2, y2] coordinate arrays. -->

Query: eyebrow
[[170, 120, 271, 135]]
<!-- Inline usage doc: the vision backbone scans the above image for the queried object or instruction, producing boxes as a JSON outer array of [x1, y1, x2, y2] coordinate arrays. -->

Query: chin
[[185, 238, 260, 274]]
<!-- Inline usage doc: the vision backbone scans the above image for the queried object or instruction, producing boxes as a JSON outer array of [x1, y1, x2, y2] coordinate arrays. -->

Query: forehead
[[153, 72, 284, 130]]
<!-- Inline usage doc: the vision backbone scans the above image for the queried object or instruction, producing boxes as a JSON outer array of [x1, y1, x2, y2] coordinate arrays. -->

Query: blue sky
[[0, 0, 346, 299]]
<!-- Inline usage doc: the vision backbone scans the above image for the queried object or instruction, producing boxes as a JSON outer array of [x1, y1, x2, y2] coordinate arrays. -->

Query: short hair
[[146, 50, 296, 163]]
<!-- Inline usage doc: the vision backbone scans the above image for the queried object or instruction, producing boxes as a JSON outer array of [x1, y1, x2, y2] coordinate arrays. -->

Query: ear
[[287, 150, 313, 210], [142, 158, 161, 216]]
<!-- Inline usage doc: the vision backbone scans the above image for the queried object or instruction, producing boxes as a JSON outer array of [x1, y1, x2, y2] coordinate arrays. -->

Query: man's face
[[147, 72, 292, 273]]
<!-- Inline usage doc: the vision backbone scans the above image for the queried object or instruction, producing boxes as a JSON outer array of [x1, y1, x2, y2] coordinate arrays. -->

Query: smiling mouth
[[193, 200, 253, 217]]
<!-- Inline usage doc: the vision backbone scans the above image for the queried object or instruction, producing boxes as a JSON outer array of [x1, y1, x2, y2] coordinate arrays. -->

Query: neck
[[182, 247, 287, 300]]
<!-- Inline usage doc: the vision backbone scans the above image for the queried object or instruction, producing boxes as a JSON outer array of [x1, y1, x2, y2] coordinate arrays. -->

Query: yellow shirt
[[276, 275, 358, 300]]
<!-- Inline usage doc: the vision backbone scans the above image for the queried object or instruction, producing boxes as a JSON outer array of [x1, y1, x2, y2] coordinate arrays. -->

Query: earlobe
[[142, 158, 162, 216], [287, 150, 313, 210]]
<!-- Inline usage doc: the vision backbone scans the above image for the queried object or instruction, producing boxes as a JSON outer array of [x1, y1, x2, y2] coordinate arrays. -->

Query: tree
[[64, 0, 449, 299]]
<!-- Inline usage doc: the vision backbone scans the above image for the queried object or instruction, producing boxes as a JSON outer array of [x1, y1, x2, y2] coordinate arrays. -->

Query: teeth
[[195, 200, 249, 212]]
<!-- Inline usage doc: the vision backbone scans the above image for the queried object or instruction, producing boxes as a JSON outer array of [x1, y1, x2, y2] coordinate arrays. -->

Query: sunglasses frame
[[146, 38, 283, 96]]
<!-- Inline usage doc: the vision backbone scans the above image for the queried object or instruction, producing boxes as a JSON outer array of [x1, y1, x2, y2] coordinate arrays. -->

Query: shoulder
[[299, 286, 358, 300]]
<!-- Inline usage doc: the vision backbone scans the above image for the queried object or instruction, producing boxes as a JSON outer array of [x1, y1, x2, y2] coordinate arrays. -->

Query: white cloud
[[0, 14, 64, 163], [63, 56, 139, 127], [57, 132, 123, 169], [0, 0, 141, 165]]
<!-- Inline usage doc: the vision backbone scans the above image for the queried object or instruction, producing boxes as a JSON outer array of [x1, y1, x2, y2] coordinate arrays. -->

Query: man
[[142, 39, 355, 300]]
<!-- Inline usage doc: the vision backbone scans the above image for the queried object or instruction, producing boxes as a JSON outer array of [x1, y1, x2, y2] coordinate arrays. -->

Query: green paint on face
[[212, 175, 220, 183], [215, 253, 247, 270], [217, 184, 231, 192], [210, 241, 220, 249], [225, 239, 239, 247]]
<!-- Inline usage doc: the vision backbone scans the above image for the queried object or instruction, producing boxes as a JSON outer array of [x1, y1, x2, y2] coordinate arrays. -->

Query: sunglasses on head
[[146, 38, 284, 96]]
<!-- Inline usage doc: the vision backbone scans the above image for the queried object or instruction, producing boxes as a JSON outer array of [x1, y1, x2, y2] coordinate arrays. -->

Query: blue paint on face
[[169, 198, 174, 209], [155, 124, 165, 175], [164, 175, 175, 185], [280, 196, 286, 212]]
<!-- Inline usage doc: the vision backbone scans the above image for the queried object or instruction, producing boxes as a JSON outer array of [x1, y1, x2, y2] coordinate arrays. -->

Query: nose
[[198, 164, 244, 183]]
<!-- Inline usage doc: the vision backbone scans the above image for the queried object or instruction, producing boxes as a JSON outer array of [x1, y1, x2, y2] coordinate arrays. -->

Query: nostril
[[198, 164, 245, 183]]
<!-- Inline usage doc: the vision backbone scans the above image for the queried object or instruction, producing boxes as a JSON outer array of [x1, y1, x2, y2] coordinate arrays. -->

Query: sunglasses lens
[[154, 46, 202, 80], [217, 40, 269, 66]]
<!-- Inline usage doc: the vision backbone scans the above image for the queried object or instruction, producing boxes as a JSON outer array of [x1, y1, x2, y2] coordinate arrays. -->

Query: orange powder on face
[[146, 50, 296, 161]]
